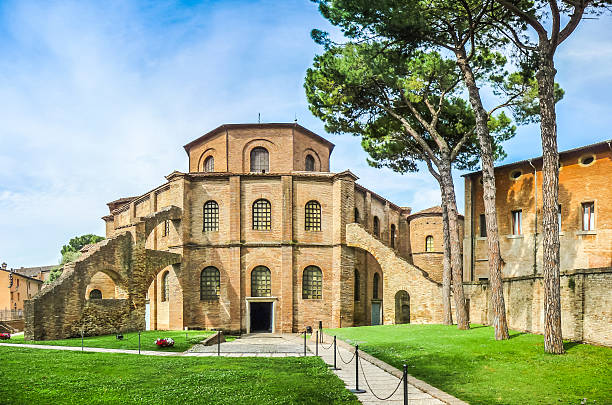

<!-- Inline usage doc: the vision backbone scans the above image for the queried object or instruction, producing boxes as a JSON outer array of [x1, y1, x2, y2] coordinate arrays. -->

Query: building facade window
[[203, 200, 219, 231], [203, 156, 214, 172], [302, 266, 322, 299], [252, 199, 272, 230], [305, 200, 322, 231], [305, 154, 315, 171], [373, 273, 380, 300], [354, 208, 360, 223], [479, 214, 487, 237], [250, 147, 269, 173], [373, 216, 380, 237], [163, 220, 170, 237], [251, 266, 271, 297], [512, 210, 522, 235], [161, 271, 169, 302], [354, 269, 360, 301], [582, 202, 595, 231], [390, 224, 396, 248], [200, 267, 220, 300], [89, 289, 102, 299], [425, 235, 434, 252]]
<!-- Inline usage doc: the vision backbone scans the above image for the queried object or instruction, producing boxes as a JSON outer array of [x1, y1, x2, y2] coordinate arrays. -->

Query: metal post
[[349, 345, 366, 394], [303, 331, 307, 357], [81, 330, 84, 352], [319, 320, 323, 343], [217, 331, 221, 356], [138, 331, 141, 354], [315, 330, 319, 356], [329, 335, 340, 370], [403, 364, 408, 405]]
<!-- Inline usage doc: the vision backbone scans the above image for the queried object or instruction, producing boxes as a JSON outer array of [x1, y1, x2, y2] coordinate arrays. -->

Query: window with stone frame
[[373, 216, 380, 237], [161, 271, 170, 302], [203, 156, 214, 172], [250, 147, 269, 173], [305, 154, 315, 171], [354, 269, 360, 301], [425, 235, 434, 252], [251, 266, 271, 297], [305, 200, 322, 231], [582, 201, 595, 231], [203, 200, 219, 231], [252, 199, 271, 230], [373, 273, 380, 299], [390, 224, 396, 248], [479, 214, 487, 237], [302, 266, 322, 299], [511, 210, 522, 235], [200, 267, 220, 300]]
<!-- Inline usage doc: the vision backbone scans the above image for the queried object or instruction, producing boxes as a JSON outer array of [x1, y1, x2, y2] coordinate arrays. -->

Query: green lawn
[[4, 330, 214, 352], [328, 324, 612, 405], [0, 347, 358, 405]]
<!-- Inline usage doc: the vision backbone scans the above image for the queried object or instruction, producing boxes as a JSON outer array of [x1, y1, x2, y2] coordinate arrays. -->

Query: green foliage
[[0, 347, 359, 405], [61, 234, 104, 255], [329, 324, 612, 405]]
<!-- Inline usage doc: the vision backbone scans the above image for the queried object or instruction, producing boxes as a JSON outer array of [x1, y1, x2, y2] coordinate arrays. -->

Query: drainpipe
[[528, 159, 538, 275]]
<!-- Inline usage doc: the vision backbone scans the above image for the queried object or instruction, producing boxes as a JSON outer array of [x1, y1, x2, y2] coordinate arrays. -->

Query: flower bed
[[0, 333, 10, 340], [155, 337, 174, 348]]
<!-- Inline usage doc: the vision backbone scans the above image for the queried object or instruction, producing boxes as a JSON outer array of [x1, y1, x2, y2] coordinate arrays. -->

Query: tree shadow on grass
[[468, 324, 488, 329], [508, 332, 527, 339], [563, 341, 581, 352]]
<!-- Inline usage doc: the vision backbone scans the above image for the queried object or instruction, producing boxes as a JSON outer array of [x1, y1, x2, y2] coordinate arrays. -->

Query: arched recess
[[146, 265, 184, 330], [301, 148, 321, 171], [85, 270, 128, 300], [242, 139, 278, 173], [197, 148, 217, 172], [395, 290, 410, 324]]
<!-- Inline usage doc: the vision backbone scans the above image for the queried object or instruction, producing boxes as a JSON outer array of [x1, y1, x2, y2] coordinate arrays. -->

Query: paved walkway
[[187, 333, 306, 356]]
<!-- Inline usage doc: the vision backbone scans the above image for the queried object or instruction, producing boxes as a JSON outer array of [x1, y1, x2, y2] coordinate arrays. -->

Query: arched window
[[203, 200, 219, 231], [373, 273, 380, 300], [161, 271, 170, 302], [305, 200, 321, 231], [305, 154, 315, 171], [354, 208, 360, 223], [250, 147, 269, 173], [302, 266, 322, 299], [354, 269, 360, 301], [252, 199, 271, 230], [373, 216, 380, 237], [89, 289, 102, 299], [251, 266, 271, 297], [425, 235, 434, 252], [390, 224, 396, 248], [200, 267, 220, 300], [204, 156, 214, 172]]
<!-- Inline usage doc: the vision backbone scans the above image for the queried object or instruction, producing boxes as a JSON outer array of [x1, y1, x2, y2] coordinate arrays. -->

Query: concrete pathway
[[187, 333, 308, 356]]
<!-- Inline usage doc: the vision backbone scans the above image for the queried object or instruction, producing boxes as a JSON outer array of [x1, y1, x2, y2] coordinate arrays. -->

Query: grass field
[[328, 324, 612, 405], [0, 346, 359, 404], [3, 330, 214, 352]]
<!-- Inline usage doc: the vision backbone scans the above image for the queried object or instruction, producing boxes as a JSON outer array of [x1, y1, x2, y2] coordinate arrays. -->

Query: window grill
[[251, 266, 271, 297], [250, 147, 269, 173], [425, 235, 434, 252], [203, 201, 219, 231], [252, 199, 271, 230], [203, 156, 214, 172], [162, 220, 170, 237], [302, 266, 322, 299], [305, 154, 315, 171], [305, 200, 321, 231], [200, 267, 220, 300]]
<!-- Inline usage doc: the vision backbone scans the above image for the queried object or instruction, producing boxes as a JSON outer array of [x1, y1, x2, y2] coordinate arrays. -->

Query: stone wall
[[465, 267, 612, 346]]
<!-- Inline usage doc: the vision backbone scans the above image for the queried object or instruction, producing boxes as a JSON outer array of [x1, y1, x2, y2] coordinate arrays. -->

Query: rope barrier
[[336, 345, 356, 364], [358, 357, 404, 401]]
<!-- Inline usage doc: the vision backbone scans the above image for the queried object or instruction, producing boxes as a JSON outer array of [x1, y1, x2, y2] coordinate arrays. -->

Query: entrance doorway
[[249, 302, 273, 332], [371, 301, 382, 325], [395, 290, 410, 324]]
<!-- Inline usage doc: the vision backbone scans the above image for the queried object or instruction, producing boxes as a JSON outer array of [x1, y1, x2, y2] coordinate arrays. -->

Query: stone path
[[187, 333, 306, 356]]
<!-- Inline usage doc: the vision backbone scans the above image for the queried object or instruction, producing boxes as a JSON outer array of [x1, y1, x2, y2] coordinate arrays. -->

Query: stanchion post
[[349, 345, 366, 394], [315, 330, 319, 356], [81, 330, 84, 352], [303, 331, 307, 357], [138, 331, 141, 355], [329, 335, 340, 370], [217, 331, 221, 356], [403, 364, 408, 405]]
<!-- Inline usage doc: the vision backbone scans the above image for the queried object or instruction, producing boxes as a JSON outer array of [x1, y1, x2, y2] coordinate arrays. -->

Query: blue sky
[[1, 0, 611, 267]]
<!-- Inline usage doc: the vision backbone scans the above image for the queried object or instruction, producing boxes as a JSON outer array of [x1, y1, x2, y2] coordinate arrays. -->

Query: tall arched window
[[305, 154, 315, 171], [354, 269, 360, 301], [302, 266, 322, 299], [203, 200, 219, 231], [373, 273, 380, 300], [425, 235, 434, 252], [161, 271, 170, 302], [354, 208, 360, 223], [250, 147, 269, 173], [373, 216, 380, 237], [200, 267, 220, 300], [204, 156, 214, 172], [251, 266, 271, 297], [89, 289, 102, 299], [305, 200, 321, 231], [390, 224, 396, 248], [252, 199, 271, 230]]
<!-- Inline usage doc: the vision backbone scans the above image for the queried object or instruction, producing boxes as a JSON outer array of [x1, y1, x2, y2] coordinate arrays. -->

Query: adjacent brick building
[[1, 263, 43, 319]]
